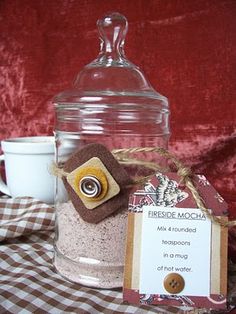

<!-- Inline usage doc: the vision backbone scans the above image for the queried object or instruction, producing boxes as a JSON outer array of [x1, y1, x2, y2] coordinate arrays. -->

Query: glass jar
[[53, 12, 170, 288]]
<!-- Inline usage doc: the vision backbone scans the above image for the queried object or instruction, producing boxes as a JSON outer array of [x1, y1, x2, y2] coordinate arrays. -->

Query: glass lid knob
[[97, 12, 128, 61]]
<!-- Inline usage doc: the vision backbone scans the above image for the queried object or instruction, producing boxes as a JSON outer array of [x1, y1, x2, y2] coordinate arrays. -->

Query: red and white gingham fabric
[[0, 197, 235, 314]]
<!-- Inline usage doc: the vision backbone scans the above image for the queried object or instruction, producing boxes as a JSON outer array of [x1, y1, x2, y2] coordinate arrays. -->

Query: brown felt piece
[[63, 143, 133, 223]]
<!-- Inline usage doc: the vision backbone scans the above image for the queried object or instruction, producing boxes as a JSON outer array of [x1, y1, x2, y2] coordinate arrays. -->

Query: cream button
[[163, 273, 185, 294]]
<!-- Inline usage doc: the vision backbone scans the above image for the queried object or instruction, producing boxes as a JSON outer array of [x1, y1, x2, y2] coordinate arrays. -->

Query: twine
[[51, 163, 69, 179], [51, 147, 236, 228]]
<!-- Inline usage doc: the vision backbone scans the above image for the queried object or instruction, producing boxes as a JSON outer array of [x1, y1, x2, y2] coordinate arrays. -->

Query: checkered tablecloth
[[0, 197, 235, 314]]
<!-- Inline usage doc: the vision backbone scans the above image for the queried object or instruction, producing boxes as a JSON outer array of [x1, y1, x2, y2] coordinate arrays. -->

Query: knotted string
[[51, 147, 236, 228]]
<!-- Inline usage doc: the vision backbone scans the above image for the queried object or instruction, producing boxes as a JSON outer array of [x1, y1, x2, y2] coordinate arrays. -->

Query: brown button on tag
[[163, 273, 185, 294]]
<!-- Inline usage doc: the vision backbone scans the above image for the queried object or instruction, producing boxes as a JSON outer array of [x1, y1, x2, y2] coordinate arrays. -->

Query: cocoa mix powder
[[54, 201, 128, 288]]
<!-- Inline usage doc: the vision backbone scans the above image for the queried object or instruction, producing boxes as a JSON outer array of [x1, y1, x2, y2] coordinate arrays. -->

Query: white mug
[[0, 136, 55, 204]]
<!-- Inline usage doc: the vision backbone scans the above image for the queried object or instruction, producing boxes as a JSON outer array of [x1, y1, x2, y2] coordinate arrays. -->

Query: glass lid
[[54, 12, 168, 111]]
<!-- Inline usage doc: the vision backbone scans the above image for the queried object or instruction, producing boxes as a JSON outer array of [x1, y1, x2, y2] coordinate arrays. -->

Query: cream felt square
[[66, 157, 120, 210]]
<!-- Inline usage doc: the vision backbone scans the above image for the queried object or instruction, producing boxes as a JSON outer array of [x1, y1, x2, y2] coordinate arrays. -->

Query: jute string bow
[[52, 146, 236, 228]]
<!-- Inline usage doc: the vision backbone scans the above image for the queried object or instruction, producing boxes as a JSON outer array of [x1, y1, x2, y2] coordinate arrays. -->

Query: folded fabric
[[0, 197, 55, 242], [0, 197, 175, 314]]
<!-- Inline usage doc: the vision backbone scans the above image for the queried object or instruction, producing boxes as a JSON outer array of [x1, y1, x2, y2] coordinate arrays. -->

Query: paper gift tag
[[123, 172, 228, 310]]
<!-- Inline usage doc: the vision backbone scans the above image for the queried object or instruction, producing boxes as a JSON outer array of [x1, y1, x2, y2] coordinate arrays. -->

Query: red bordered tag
[[123, 172, 228, 310]]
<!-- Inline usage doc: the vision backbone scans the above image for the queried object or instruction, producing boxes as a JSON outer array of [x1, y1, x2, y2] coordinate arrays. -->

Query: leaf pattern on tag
[[144, 173, 188, 207], [215, 192, 224, 203], [129, 172, 189, 212], [198, 175, 210, 186]]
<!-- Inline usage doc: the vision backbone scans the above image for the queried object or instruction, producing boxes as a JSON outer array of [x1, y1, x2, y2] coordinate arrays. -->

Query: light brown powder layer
[[54, 201, 128, 288]]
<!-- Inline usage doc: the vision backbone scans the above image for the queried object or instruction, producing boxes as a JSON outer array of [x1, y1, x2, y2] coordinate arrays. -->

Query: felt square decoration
[[62, 143, 133, 223], [67, 157, 120, 210]]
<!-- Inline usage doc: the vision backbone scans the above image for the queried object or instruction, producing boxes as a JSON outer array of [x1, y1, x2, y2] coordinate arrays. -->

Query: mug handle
[[0, 154, 11, 196]]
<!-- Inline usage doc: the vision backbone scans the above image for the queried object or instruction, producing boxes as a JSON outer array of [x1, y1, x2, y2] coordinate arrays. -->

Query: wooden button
[[163, 273, 185, 294]]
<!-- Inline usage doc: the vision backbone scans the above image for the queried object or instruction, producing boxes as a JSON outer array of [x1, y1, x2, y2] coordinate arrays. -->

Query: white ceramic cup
[[0, 136, 55, 204]]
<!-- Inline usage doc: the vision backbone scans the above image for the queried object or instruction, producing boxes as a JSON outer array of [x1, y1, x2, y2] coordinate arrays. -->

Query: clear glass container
[[53, 12, 170, 288]]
